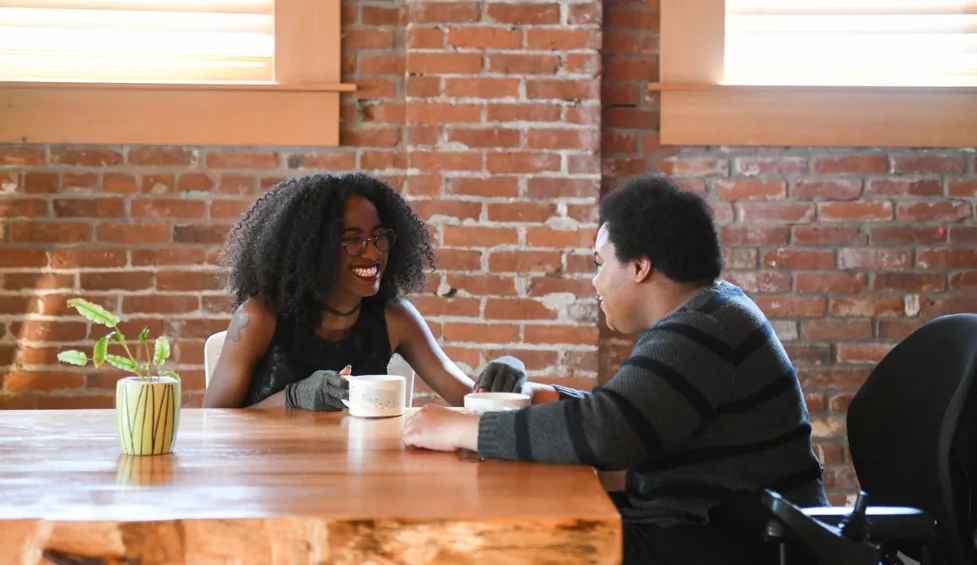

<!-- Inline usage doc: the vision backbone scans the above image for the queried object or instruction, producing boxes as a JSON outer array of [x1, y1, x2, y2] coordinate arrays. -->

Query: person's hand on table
[[474, 355, 527, 393], [284, 365, 351, 411], [403, 405, 480, 452]]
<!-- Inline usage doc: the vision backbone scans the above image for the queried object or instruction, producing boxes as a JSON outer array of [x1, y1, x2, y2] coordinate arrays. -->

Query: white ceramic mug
[[341, 375, 406, 418], [463, 392, 531, 414]]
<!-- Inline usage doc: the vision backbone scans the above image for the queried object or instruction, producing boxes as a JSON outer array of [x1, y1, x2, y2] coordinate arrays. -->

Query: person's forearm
[[250, 389, 286, 409]]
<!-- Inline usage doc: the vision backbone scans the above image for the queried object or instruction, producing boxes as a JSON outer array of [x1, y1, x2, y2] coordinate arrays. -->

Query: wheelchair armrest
[[762, 489, 881, 565]]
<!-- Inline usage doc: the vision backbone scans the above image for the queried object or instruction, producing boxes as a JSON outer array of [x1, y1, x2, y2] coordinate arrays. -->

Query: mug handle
[[341, 399, 351, 409]]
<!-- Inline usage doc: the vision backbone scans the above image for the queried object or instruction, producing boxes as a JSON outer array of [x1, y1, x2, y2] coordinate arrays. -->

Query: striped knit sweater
[[478, 281, 828, 526]]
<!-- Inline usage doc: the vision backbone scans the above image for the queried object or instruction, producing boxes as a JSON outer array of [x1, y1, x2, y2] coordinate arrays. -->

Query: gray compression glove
[[283, 370, 348, 411], [474, 355, 528, 393]]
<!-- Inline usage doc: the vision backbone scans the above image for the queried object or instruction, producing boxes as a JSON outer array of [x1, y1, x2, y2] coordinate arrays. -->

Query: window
[[0, 0, 353, 146], [657, 0, 977, 146]]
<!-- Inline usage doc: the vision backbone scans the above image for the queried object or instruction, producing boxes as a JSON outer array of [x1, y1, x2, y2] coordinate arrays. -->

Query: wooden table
[[0, 409, 622, 565]]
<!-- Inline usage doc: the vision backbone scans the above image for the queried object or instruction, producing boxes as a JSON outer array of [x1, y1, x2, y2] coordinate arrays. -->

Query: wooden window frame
[[0, 0, 354, 147], [656, 0, 977, 147]]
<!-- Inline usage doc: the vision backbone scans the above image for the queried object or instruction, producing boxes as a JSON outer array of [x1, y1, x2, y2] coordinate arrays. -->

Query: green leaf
[[153, 336, 171, 366], [67, 298, 119, 327], [57, 350, 88, 366], [138, 327, 150, 342], [160, 369, 181, 381], [92, 337, 108, 368], [107, 331, 124, 344], [105, 354, 138, 373]]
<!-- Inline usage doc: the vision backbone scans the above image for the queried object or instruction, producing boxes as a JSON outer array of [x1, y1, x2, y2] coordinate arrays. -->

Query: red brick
[[286, 152, 356, 170], [362, 5, 401, 25], [444, 78, 520, 100], [10, 320, 87, 342], [487, 202, 556, 223], [734, 156, 807, 176], [740, 202, 815, 223], [409, 2, 479, 23], [447, 27, 522, 49], [5, 371, 86, 391], [0, 197, 47, 218], [879, 319, 929, 340], [487, 102, 561, 123], [724, 271, 792, 293], [526, 79, 598, 100], [567, 106, 600, 127], [36, 394, 116, 409], [344, 28, 395, 49], [408, 102, 482, 124], [443, 226, 517, 247], [830, 393, 855, 413], [602, 83, 639, 106], [950, 271, 977, 290], [836, 343, 895, 364], [0, 249, 47, 268], [830, 297, 905, 317], [447, 128, 520, 149], [139, 173, 175, 194], [524, 325, 598, 345], [49, 248, 125, 269], [603, 132, 638, 154], [131, 199, 206, 219], [868, 178, 942, 198], [123, 295, 199, 314], [2, 273, 74, 291], [362, 102, 406, 124], [948, 179, 977, 198], [720, 226, 789, 246], [897, 201, 971, 222], [949, 226, 977, 244], [486, 348, 559, 371], [127, 147, 197, 167], [435, 249, 482, 271], [527, 227, 596, 248], [50, 148, 122, 167], [604, 5, 660, 29], [716, 179, 785, 201], [62, 172, 98, 191], [361, 151, 407, 170], [410, 296, 481, 318], [566, 53, 601, 75], [916, 248, 977, 269], [795, 272, 865, 293], [442, 323, 520, 343], [10, 221, 88, 243], [210, 199, 252, 220], [919, 295, 977, 317], [349, 79, 398, 100], [487, 2, 559, 23], [603, 157, 652, 177], [527, 277, 594, 298], [81, 271, 154, 291], [890, 154, 965, 174], [784, 344, 830, 365], [658, 156, 728, 177], [798, 367, 871, 389], [791, 226, 861, 246], [871, 225, 945, 246], [131, 248, 206, 267], [487, 54, 560, 74], [102, 173, 137, 194], [407, 27, 445, 49], [724, 249, 758, 269], [174, 173, 214, 193], [794, 179, 862, 201], [803, 320, 873, 340], [567, 204, 598, 224], [811, 154, 887, 175], [527, 178, 599, 198], [445, 274, 516, 296], [173, 224, 230, 244], [156, 270, 222, 291], [0, 296, 35, 315], [489, 251, 561, 272], [205, 151, 278, 169], [819, 202, 893, 222], [753, 296, 826, 318], [406, 53, 481, 75], [762, 249, 835, 270], [873, 273, 945, 292], [449, 177, 518, 197], [526, 29, 599, 50], [406, 76, 441, 98], [410, 200, 482, 222], [0, 146, 45, 166], [838, 249, 911, 270], [201, 296, 233, 314], [96, 222, 169, 243], [485, 298, 557, 320], [487, 152, 561, 174], [528, 129, 599, 151], [22, 171, 58, 193], [568, 3, 600, 24], [359, 54, 405, 75], [568, 154, 601, 175]]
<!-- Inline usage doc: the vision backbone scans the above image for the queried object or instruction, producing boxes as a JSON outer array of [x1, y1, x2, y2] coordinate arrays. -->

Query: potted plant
[[57, 298, 181, 456]]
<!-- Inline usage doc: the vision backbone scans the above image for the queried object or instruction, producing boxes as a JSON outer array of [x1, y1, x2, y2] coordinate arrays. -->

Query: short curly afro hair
[[599, 174, 723, 284], [220, 173, 435, 328]]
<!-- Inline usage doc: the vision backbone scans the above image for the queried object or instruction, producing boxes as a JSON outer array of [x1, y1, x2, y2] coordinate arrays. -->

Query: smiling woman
[[201, 173, 478, 411]]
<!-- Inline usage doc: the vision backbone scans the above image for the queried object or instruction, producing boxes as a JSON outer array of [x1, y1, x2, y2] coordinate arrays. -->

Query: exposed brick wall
[[1, 0, 975, 504], [601, 0, 977, 503]]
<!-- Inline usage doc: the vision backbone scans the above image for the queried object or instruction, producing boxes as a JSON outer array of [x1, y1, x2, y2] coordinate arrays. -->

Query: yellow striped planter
[[115, 376, 181, 456]]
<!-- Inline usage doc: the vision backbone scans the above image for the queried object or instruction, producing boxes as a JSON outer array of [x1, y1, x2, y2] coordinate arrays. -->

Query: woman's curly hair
[[220, 173, 435, 329]]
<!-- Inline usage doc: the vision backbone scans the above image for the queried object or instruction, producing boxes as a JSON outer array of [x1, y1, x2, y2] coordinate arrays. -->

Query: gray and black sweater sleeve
[[477, 310, 735, 470]]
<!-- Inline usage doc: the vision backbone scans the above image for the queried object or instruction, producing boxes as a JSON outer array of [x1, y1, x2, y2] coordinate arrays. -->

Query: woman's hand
[[284, 365, 352, 411], [474, 356, 527, 393], [403, 405, 480, 452]]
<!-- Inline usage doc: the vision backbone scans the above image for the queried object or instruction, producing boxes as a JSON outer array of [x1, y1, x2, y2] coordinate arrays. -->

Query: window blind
[[0, 0, 274, 83], [725, 0, 977, 87]]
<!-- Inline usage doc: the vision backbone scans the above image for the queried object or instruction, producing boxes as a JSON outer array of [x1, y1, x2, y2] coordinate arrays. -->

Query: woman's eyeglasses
[[341, 229, 397, 257]]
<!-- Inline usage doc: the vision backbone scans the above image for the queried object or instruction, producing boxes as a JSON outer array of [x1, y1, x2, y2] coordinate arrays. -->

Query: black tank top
[[242, 299, 393, 407]]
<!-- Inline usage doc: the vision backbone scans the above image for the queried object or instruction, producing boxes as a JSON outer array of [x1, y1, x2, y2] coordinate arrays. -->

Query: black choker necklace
[[323, 302, 362, 317]]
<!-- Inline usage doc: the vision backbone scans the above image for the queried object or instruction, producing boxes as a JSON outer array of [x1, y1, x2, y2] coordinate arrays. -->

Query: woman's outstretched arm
[[203, 298, 279, 408]]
